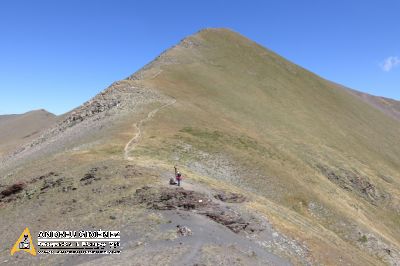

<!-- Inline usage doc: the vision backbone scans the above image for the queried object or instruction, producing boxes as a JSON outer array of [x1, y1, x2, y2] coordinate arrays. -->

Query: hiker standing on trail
[[176, 172, 182, 186], [174, 166, 183, 187]]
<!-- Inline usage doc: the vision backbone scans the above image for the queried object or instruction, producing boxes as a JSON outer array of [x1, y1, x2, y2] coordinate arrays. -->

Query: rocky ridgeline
[[21, 83, 131, 149], [0, 82, 170, 168], [65, 98, 120, 125], [128, 36, 202, 81], [61, 81, 161, 124]]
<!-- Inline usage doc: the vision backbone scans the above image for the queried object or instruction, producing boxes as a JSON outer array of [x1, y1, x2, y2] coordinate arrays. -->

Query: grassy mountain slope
[[1, 28, 399, 265], [127, 28, 400, 264]]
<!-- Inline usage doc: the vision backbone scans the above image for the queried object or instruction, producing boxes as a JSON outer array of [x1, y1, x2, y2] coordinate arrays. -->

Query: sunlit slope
[[127, 28, 400, 258], [130, 28, 400, 192], [1, 28, 399, 265]]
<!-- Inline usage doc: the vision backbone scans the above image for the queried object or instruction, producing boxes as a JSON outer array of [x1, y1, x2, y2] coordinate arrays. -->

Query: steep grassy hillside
[[1, 28, 399, 265], [127, 28, 400, 264]]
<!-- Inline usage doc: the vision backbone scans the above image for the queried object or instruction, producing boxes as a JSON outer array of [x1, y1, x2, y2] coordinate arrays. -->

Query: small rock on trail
[[176, 225, 192, 237]]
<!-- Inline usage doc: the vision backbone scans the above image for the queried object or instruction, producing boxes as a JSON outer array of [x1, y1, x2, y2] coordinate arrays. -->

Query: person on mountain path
[[174, 165, 183, 187]]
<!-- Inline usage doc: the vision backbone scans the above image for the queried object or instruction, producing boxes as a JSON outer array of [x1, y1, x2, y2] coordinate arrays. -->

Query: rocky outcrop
[[65, 99, 120, 126], [316, 164, 390, 204], [214, 192, 246, 203], [134, 186, 261, 234], [0, 182, 25, 198]]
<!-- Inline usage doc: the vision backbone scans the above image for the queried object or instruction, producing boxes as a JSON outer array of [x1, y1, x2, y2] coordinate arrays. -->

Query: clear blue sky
[[1, 0, 399, 115]]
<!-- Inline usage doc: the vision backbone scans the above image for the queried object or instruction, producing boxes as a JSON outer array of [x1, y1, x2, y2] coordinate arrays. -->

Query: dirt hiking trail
[[124, 99, 176, 161]]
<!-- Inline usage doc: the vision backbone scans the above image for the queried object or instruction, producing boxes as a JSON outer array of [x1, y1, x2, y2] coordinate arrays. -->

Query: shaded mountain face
[[1, 29, 399, 265], [0, 109, 57, 156]]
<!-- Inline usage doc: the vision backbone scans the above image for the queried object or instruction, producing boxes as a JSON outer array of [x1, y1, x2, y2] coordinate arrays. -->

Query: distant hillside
[[346, 88, 400, 121], [0, 109, 57, 156]]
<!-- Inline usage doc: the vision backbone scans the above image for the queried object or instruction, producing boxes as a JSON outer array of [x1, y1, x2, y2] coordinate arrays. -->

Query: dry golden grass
[[122, 28, 400, 264]]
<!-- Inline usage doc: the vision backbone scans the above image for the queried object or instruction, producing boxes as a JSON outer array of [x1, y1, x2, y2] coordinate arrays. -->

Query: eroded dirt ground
[[0, 160, 311, 265]]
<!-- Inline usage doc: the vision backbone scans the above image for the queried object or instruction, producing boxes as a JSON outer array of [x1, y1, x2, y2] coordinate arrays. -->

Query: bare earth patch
[[134, 186, 261, 234]]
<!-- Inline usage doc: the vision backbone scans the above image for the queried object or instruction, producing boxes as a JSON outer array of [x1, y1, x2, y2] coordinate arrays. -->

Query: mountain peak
[[27, 109, 55, 116], [127, 27, 269, 81], [195, 27, 237, 34]]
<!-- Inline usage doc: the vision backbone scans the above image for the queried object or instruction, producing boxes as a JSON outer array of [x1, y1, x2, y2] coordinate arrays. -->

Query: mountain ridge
[[1, 28, 399, 265], [346, 87, 400, 121]]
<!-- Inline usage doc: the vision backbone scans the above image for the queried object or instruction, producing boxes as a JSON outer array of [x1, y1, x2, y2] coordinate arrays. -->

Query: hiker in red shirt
[[174, 166, 183, 187], [176, 172, 182, 186]]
